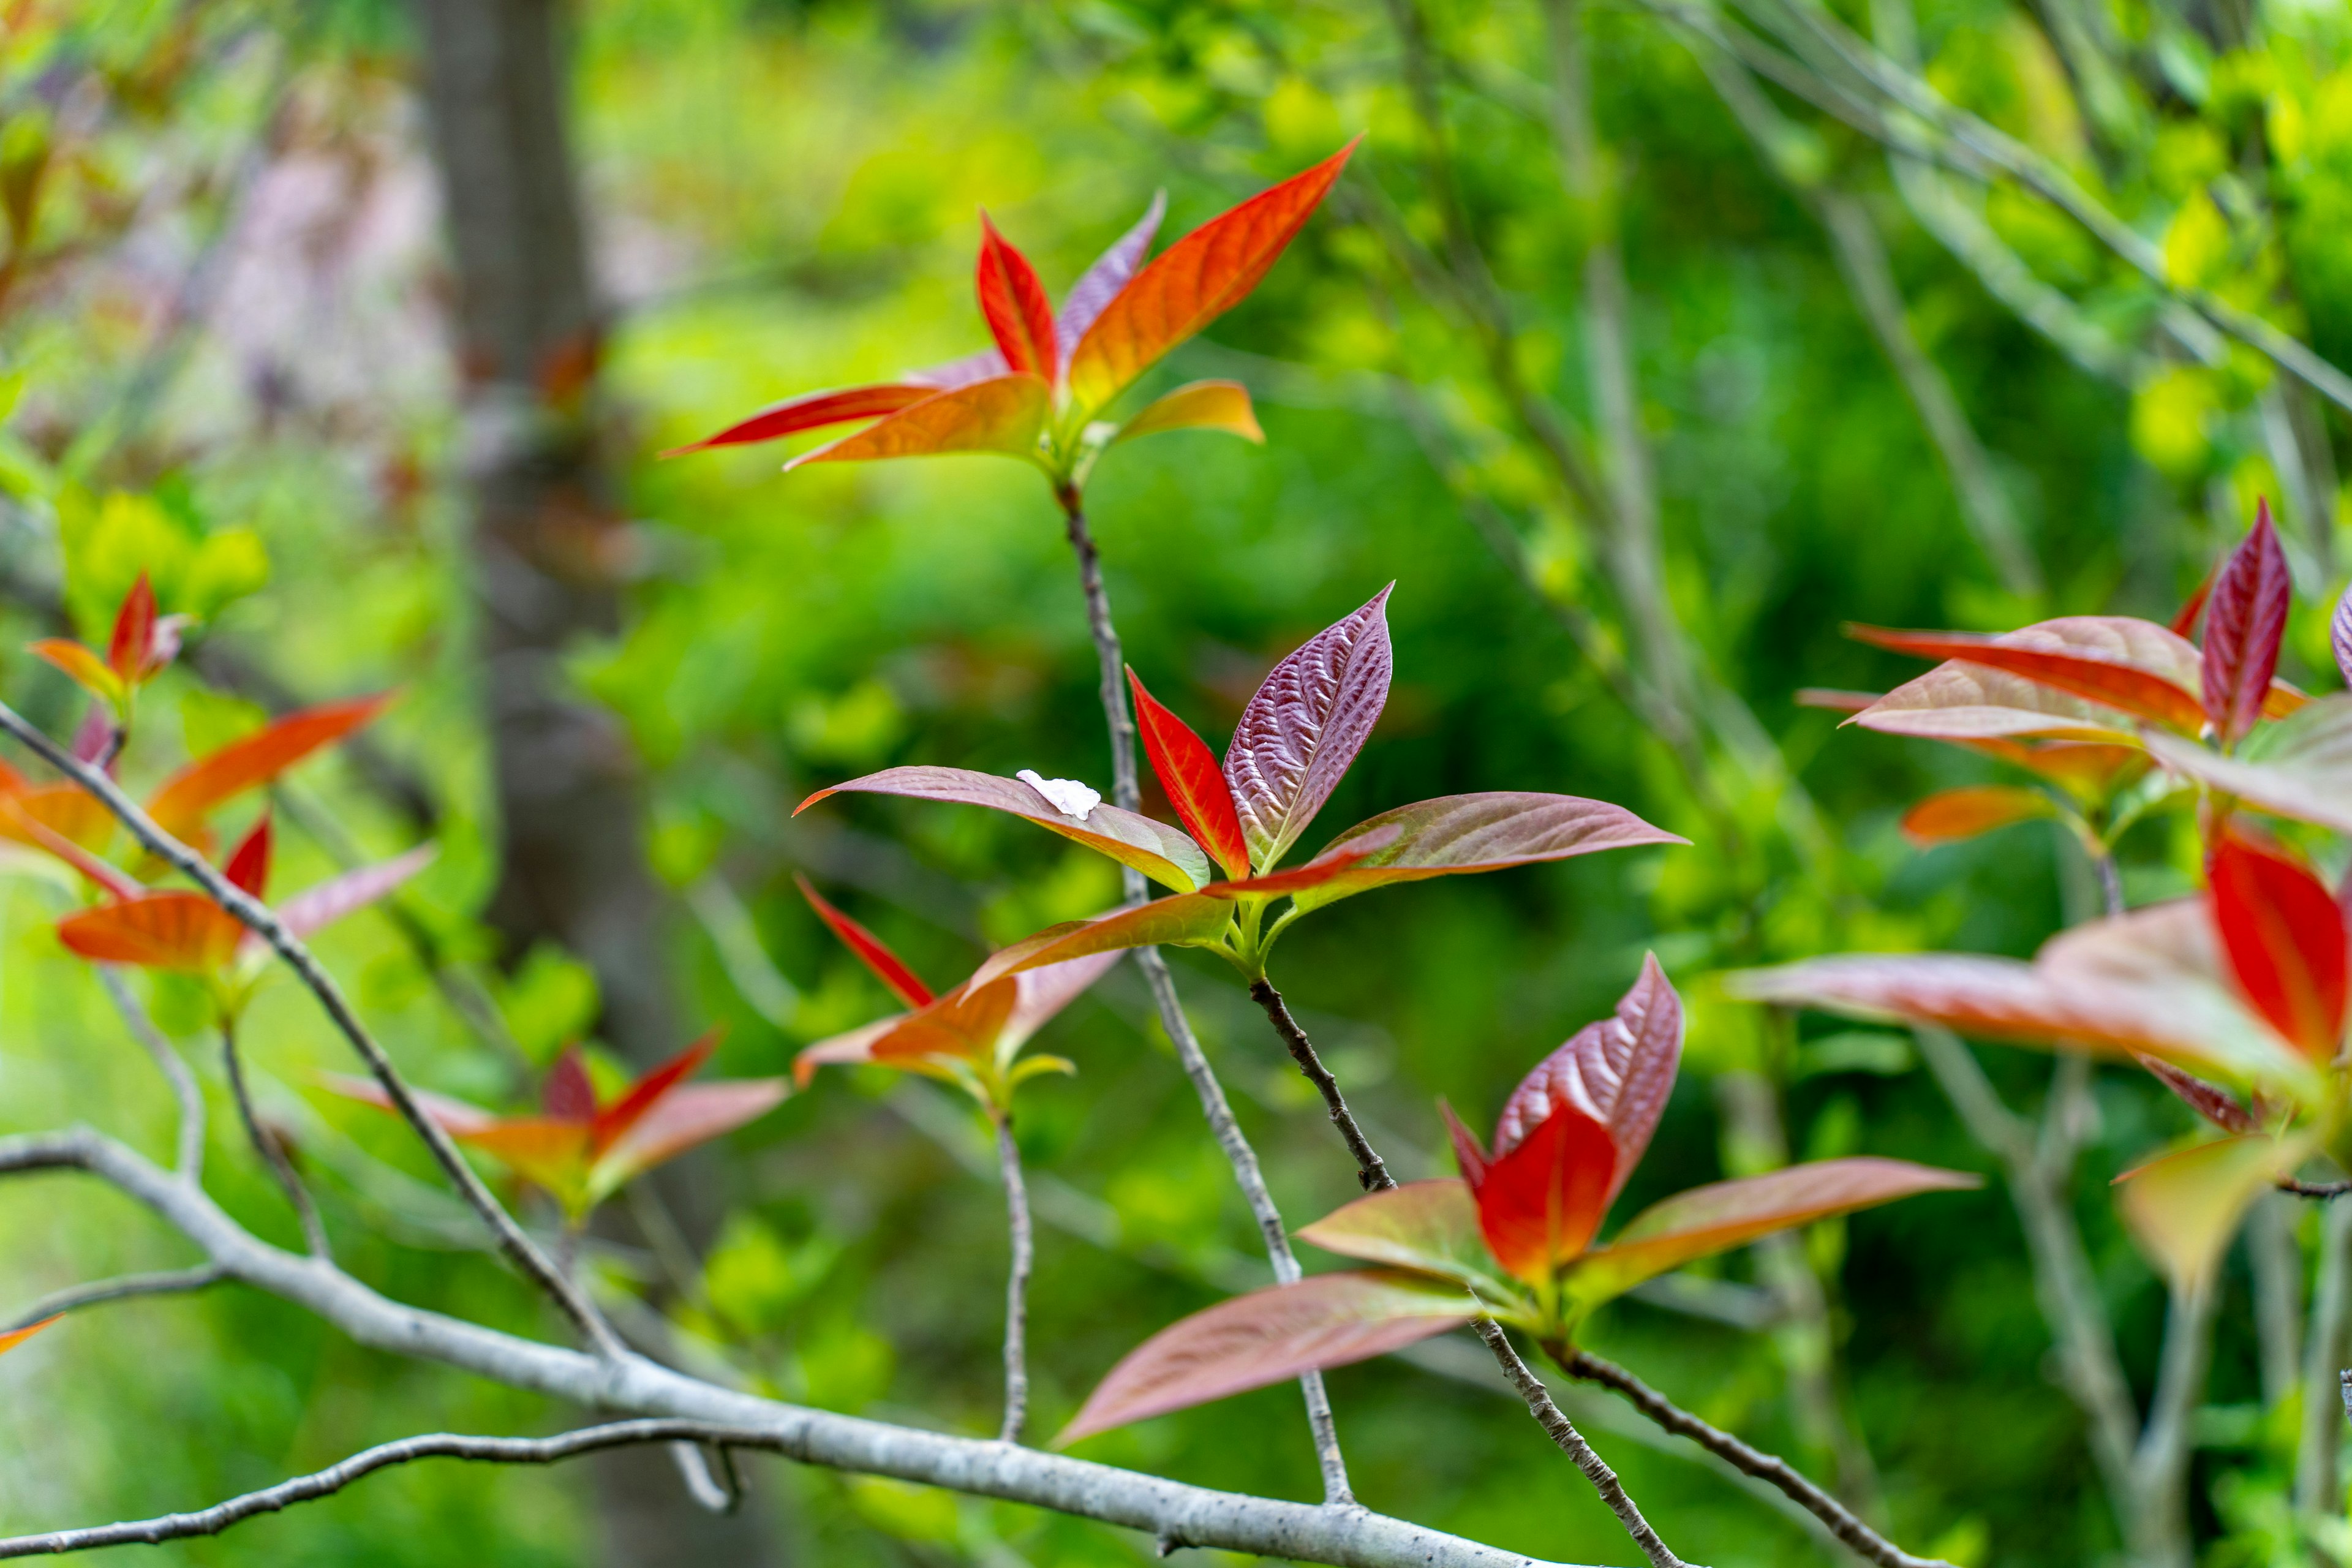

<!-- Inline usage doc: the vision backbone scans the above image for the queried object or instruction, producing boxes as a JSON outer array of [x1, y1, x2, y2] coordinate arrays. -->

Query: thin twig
[[1562, 1349, 1953, 1568], [4, 1264, 226, 1335], [1248, 978, 1392, 1193], [95, 966, 203, 1180], [219, 1019, 332, 1260], [2282, 1179, 2352, 1199], [0, 698, 622, 1359], [1473, 1321, 1685, 1568], [0, 1420, 773, 1557], [1053, 489, 1354, 1506], [993, 1109, 1033, 1445]]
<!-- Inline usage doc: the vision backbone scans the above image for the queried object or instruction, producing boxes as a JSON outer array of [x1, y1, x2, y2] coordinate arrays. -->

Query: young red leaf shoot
[[797, 873, 935, 1008], [976, 214, 1060, 383], [2209, 834, 2348, 1061], [1128, 668, 1251, 880], [2201, 501, 2292, 745]]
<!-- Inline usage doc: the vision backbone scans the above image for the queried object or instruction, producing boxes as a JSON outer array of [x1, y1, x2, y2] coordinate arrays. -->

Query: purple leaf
[[1492, 955, 1681, 1208], [1223, 587, 1394, 870], [1287, 792, 1687, 914], [2135, 1054, 2260, 1133], [2201, 502, 2293, 744], [1056, 190, 1166, 360], [2333, 581, 2352, 690]]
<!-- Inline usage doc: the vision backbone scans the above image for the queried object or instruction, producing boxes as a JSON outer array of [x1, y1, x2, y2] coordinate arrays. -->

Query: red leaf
[[1287, 791, 1687, 914], [2136, 1054, 2260, 1134], [1295, 1179, 1516, 1296], [1900, 785, 2056, 846], [2201, 503, 2293, 744], [1196, 824, 1401, 897], [1493, 956, 1681, 1211], [1066, 141, 1358, 420], [148, 693, 395, 840], [1128, 669, 1251, 881], [595, 1029, 722, 1154], [796, 873, 935, 1008], [1055, 192, 1165, 357], [1114, 380, 1264, 445], [1439, 1100, 1489, 1187], [1564, 1159, 1978, 1309], [223, 815, 271, 900], [662, 383, 932, 456], [1223, 586, 1393, 870], [543, 1047, 598, 1125], [782, 375, 1049, 472], [975, 214, 1059, 383], [108, 573, 157, 685], [2171, 561, 2215, 640], [2210, 834, 2348, 1061], [1054, 1271, 1472, 1446], [1850, 622, 2207, 733], [57, 893, 243, 972], [1472, 1098, 1619, 1286]]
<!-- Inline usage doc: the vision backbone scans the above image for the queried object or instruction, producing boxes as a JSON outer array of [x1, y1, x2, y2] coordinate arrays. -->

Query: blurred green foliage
[[1, 0, 2350, 1562]]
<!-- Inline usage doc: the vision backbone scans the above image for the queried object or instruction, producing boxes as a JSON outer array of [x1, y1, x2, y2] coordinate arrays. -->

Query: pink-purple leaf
[[2201, 503, 2293, 745], [1054, 1271, 1475, 1446], [1287, 793, 1687, 914], [1056, 191, 1166, 359], [2333, 582, 2352, 689], [1492, 955, 1681, 1208], [1223, 587, 1394, 871], [268, 845, 436, 945]]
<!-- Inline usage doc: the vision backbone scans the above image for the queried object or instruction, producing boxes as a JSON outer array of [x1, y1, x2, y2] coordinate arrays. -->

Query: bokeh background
[[1, 0, 2348, 1563]]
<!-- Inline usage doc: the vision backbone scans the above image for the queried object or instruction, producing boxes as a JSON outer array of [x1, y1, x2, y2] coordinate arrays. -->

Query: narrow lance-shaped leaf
[[796, 873, 935, 1008], [798, 764, 1212, 892], [1129, 668, 1251, 880], [0, 1318, 55, 1357], [1850, 621, 2208, 734], [965, 894, 1234, 990], [1114, 380, 1263, 445], [1223, 586, 1393, 870], [222, 815, 271, 900], [1066, 141, 1358, 421], [1901, 785, 2057, 846], [2209, 835, 2348, 1063], [269, 845, 435, 944], [2334, 582, 2352, 689], [783, 375, 1049, 472], [148, 693, 396, 839], [2115, 1132, 2315, 1293], [1287, 792, 1687, 914], [2136, 1054, 2261, 1134], [661, 384, 932, 456], [107, 573, 158, 684], [976, 214, 1059, 383], [1493, 956, 1681, 1208], [1054, 1271, 1476, 1446], [28, 638, 123, 707], [1055, 191, 1165, 356], [2201, 503, 2293, 745], [1562, 1158, 1980, 1310], [594, 1079, 790, 1194]]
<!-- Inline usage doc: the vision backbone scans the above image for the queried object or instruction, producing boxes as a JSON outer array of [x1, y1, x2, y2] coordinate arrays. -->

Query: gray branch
[[993, 1110, 1033, 1445], [0, 1126, 1588, 1568], [4, 1264, 226, 1335]]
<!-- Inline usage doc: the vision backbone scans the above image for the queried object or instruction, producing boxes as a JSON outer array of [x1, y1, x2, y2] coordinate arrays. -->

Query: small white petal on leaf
[[1017, 770, 1101, 820]]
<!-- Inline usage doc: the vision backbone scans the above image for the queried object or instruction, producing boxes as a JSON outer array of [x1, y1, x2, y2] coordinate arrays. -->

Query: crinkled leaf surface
[[1223, 587, 1393, 870], [2202, 508, 2292, 744], [1492, 956, 1681, 1209]]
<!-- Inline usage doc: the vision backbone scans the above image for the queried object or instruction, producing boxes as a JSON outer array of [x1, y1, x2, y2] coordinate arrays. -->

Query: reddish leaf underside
[[2334, 583, 2352, 690], [147, 693, 396, 840], [662, 384, 932, 456], [594, 1079, 789, 1189], [1474, 1098, 1619, 1286], [1063, 142, 1357, 420], [223, 816, 271, 900], [108, 574, 158, 684], [782, 375, 1049, 471], [58, 892, 244, 972], [1850, 622, 2207, 734], [593, 1031, 723, 1155], [1056, 192, 1166, 357], [1287, 792, 1687, 914], [1491, 956, 1682, 1210], [797, 873, 935, 1008], [1223, 586, 1393, 870], [1901, 785, 2056, 846], [2201, 506, 2293, 745], [270, 846, 435, 944], [1055, 1270, 1472, 1446], [975, 215, 1060, 383], [2209, 835, 2348, 1062], [1129, 669, 1251, 880]]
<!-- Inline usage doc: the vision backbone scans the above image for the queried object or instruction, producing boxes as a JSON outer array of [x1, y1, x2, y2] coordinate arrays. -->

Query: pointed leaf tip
[[1223, 587, 1393, 870], [796, 873, 935, 1009], [2202, 504, 2292, 745], [2332, 581, 2352, 691], [2210, 835, 2348, 1062], [976, 213, 1060, 384], [1128, 668, 1251, 880]]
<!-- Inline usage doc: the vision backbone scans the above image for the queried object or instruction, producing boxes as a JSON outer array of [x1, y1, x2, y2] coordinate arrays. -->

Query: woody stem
[[993, 1106, 1033, 1444], [219, 1016, 331, 1259], [1246, 977, 1393, 1193]]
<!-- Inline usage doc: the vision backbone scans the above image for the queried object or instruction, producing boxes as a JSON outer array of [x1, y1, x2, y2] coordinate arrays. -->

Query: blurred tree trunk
[[407, 2, 780, 1562]]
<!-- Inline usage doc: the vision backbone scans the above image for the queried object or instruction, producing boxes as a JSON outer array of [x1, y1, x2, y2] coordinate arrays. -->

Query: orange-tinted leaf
[[1900, 785, 2056, 846], [1732, 900, 2316, 1095], [0, 1317, 56, 1356], [1295, 1179, 1515, 1297], [869, 978, 1019, 1068], [662, 383, 932, 456], [1472, 1098, 1619, 1285], [1055, 1270, 1473, 1446], [1563, 1158, 1978, 1310], [965, 895, 1234, 990], [223, 815, 271, 900], [456, 1117, 596, 1199], [147, 693, 396, 839], [2116, 1131, 2313, 1292], [1114, 380, 1264, 445], [271, 846, 434, 943], [1962, 739, 2147, 801], [29, 639, 124, 707], [794, 1015, 903, 1087], [0, 786, 137, 898], [592, 1079, 789, 1196], [2210, 835, 2348, 1061], [108, 574, 157, 684], [57, 893, 243, 972], [783, 375, 1048, 472], [1129, 668, 1250, 880], [1055, 192, 1166, 356], [1494, 957, 1681, 1211], [976, 214, 1058, 383], [1224, 587, 1392, 870], [1197, 824, 1401, 897], [2203, 504, 2292, 745], [799, 765, 1213, 892], [594, 1029, 725, 1155], [2141, 696, 2352, 834], [1000, 951, 1121, 1051], [317, 1073, 503, 1139], [796, 873, 933, 1008], [1288, 792, 1687, 914], [1066, 141, 1357, 420], [1850, 621, 2207, 733]]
